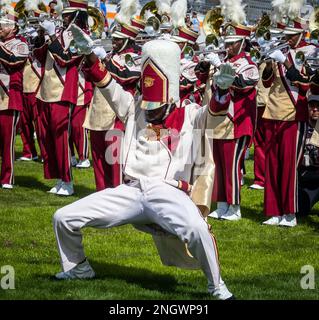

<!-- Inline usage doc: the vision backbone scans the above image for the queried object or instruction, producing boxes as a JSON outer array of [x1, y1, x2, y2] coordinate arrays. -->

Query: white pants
[[53, 177, 222, 288]]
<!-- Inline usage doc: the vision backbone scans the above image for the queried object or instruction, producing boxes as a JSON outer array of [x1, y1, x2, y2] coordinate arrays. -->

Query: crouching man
[[52, 25, 235, 300]]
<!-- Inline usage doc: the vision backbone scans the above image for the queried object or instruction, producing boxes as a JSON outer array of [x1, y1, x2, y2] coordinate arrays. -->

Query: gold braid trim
[[95, 72, 112, 88]]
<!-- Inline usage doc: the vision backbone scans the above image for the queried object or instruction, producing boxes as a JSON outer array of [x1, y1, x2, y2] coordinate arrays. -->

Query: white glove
[[92, 46, 107, 60], [268, 50, 286, 64], [213, 62, 236, 90], [69, 24, 94, 55], [205, 52, 222, 68], [39, 20, 56, 36]]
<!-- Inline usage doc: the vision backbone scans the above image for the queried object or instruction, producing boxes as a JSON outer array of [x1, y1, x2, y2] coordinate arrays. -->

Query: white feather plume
[[171, 0, 187, 28], [220, 0, 246, 25], [55, 0, 64, 16], [0, 0, 12, 7], [271, 0, 289, 23], [287, 0, 304, 19], [25, 0, 41, 12], [309, 7, 319, 31], [115, 0, 138, 25], [156, 0, 172, 15]]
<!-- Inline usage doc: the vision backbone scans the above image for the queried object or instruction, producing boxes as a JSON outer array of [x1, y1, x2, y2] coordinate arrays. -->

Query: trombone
[[183, 45, 227, 62], [250, 42, 290, 64]]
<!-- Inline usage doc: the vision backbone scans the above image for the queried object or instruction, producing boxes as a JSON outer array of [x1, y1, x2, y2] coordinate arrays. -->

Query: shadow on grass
[[241, 205, 264, 223], [242, 176, 255, 187], [74, 184, 96, 198], [89, 260, 179, 293], [32, 261, 209, 299], [15, 175, 48, 191]]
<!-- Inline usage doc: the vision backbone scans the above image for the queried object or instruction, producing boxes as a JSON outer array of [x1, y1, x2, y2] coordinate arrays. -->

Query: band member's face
[[50, 3, 57, 16], [0, 24, 15, 41], [145, 104, 169, 124], [112, 37, 126, 52], [178, 42, 187, 51], [225, 40, 243, 58], [285, 33, 301, 48], [62, 13, 73, 28], [309, 101, 319, 121]]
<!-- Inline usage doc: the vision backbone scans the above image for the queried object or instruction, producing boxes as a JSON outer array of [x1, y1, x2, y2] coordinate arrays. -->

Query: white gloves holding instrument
[[213, 62, 236, 90], [267, 50, 286, 64], [39, 20, 56, 37], [92, 46, 107, 60], [205, 52, 222, 68]]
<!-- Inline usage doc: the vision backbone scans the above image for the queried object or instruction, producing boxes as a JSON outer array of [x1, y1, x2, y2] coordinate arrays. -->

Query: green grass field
[[0, 136, 319, 300]]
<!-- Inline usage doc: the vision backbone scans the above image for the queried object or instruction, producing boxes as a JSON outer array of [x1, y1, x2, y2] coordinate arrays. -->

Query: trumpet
[[250, 42, 290, 64]]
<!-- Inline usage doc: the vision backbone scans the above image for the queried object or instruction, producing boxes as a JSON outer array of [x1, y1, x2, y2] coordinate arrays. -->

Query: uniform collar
[[228, 51, 246, 63]]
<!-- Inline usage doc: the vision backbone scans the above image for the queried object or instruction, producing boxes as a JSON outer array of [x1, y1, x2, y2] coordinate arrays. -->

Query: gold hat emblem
[[144, 76, 155, 88]]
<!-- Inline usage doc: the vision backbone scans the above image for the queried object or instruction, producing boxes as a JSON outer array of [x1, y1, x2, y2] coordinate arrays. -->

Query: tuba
[[87, 6, 105, 39], [202, 7, 224, 48], [15, 0, 49, 30], [140, 1, 171, 36], [254, 13, 272, 41], [140, 1, 161, 36]]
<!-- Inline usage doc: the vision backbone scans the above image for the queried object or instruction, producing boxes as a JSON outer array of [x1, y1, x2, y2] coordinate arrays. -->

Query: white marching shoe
[[262, 216, 282, 226], [76, 159, 91, 169], [48, 180, 62, 194], [55, 260, 96, 280], [208, 202, 229, 219], [71, 156, 78, 167], [220, 205, 241, 221], [2, 184, 13, 189], [209, 282, 235, 300], [249, 184, 264, 190], [278, 214, 297, 228], [18, 155, 38, 161], [56, 182, 74, 196]]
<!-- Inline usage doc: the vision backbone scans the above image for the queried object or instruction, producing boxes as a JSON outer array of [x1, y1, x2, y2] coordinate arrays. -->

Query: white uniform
[[53, 78, 224, 291]]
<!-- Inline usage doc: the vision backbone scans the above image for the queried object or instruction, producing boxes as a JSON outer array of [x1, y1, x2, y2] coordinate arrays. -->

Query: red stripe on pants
[[0, 110, 19, 185], [20, 93, 38, 158], [212, 136, 248, 205], [264, 120, 307, 216], [69, 105, 89, 161], [90, 128, 122, 191], [253, 107, 266, 187], [38, 101, 72, 182]]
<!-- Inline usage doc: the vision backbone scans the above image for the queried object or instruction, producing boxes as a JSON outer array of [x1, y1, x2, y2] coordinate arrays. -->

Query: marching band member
[[49, 1, 58, 18], [249, 21, 287, 190], [19, 5, 47, 162], [249, 62, 269, 190], [34, 0, 93, 196], [52, 25, 234, 299], [261, 12, 317, 227], [84, 0, 142, 191], [0, 6, 29, 189], [208, 20, 259, 221], [298, 75, 319, 216], [170, 0, 202, 105]]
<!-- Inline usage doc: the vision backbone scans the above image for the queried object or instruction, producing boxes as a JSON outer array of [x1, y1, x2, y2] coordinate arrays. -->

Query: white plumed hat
[[141, 40, 181, 110]]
